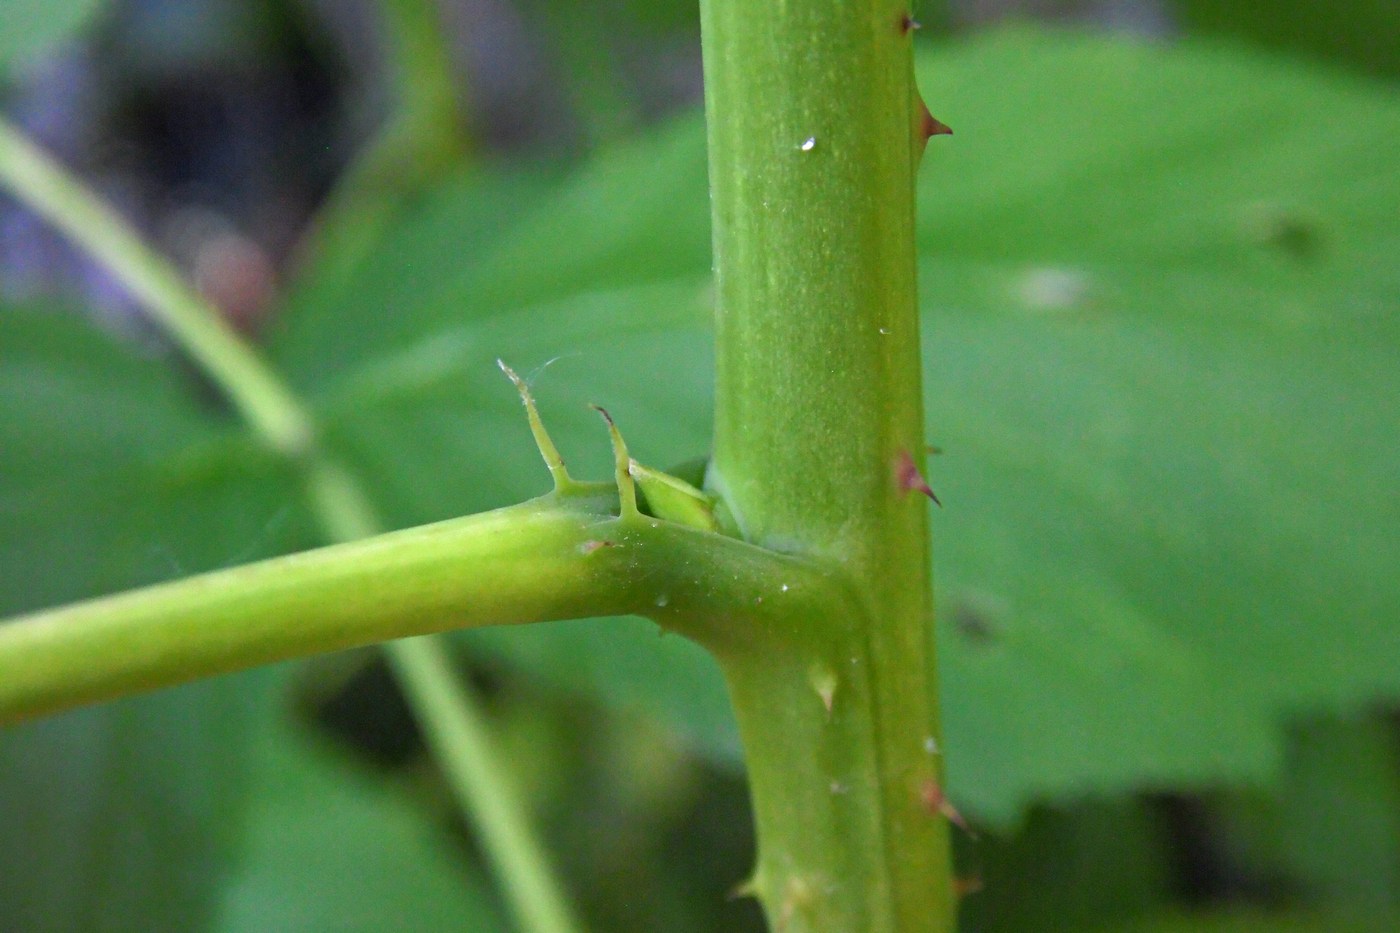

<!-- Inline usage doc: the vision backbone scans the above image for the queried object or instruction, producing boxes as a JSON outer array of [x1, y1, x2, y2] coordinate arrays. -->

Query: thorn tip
[[921, 779, 977, 838], [896, 449, 942, 506]]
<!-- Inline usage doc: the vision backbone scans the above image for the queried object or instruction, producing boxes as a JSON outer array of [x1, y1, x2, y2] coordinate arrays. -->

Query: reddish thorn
[[920, 779, 977, 838], [954, 875, 985, 899], [916, 96, 953, 142], [921, 99, 953, 139], [915, 97, 952, 162], [896, 449, 942, 506], [899, 12, 922, 34]]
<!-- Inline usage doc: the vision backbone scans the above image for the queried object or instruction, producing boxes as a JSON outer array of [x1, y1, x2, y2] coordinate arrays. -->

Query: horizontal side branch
[[0, 485, 852, 725], [0, 490, 618, 722]]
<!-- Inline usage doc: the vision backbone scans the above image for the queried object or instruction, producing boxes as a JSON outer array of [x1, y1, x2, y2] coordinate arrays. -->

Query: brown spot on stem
[[579, 539, 614, 555], [921, 779, 977, 838], [896, 449, 942, 506]]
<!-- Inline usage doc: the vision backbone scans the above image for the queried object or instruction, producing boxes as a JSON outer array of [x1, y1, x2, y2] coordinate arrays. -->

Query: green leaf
[[213, 687, 507, 933], [0, 309, 315, 615], [1107, 910, 1400, 933], [1213, 713, 1400, 910], [918, 28, 1400, 821], [0, 0, 108, 69], [0, 308, 313, 929], [1171, 0, 1400, 78], [466, 616, 741, 766], [271, 28, 1400, 823], [0, 673, 262, 932]]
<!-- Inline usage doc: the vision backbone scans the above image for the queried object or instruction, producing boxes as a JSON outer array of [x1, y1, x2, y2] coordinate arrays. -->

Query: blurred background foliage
[[1, 0, 1397, 931]]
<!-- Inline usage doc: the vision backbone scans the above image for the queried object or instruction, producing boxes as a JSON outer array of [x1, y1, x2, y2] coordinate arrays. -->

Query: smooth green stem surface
[[700, 1, 952, 930], [0, 495, 612, 723]]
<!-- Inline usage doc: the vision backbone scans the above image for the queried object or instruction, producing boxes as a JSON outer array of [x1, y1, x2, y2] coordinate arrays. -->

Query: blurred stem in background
[[294, 0, 472, 279], [0, 112, 583, 933], [517, 0, 639, 149]]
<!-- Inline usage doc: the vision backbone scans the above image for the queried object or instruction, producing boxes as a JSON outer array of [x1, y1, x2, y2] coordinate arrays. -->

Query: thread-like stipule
[[499, 359, 575, 491], [592, 405, 640, 519]]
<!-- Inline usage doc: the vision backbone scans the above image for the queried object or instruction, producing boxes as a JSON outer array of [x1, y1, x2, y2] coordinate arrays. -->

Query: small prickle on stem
[[896, 448, 942, 506], [920, 779, 976, 838], [914, 95, 953, 161]]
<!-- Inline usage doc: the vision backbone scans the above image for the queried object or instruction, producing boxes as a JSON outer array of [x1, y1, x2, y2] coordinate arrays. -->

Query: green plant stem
[[0, 493, 614, 723], [386, 637, 582, 933], [381, 0, 468, 156], [300, 397, 588, 933], [0, 482, 850, 718], [0, 113, 575, 933], [699, 1, 953, 930]]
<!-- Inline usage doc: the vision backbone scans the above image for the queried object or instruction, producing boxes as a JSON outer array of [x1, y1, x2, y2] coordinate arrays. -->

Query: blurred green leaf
[[1172, 0, 1400, 78], [1107, 910, 1400, 933], [1214, 713, 1400, 909], [0, 308, 313, 930], [919, 28, 1400, 820], [0, 673, 261, 932], [0, 0, 107, 69], [467, 617, 741, 766], [0, 309, 315, 615], [213, 683, 507, 933]]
